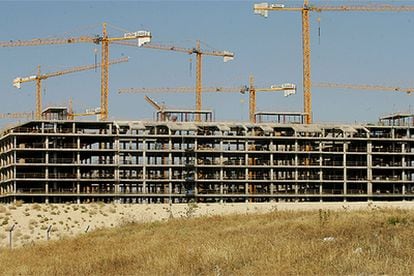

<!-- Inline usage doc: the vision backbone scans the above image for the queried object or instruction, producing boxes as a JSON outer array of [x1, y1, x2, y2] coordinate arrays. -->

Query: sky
[[0, 0, 413, 128]]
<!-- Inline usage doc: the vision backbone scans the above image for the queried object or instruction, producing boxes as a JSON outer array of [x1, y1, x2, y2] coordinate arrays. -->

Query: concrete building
[[0, 109, 413, 203]]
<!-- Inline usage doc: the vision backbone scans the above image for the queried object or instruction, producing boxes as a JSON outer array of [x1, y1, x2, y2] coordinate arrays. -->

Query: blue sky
[[0, 0, 413, 127]]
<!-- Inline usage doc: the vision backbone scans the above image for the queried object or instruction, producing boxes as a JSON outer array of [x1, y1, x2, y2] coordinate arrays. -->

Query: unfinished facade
[[0, 115, 413, 203]]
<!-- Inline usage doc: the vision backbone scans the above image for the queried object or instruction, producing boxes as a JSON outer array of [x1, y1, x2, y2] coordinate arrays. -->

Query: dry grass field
[[1, 206, 414, 275]]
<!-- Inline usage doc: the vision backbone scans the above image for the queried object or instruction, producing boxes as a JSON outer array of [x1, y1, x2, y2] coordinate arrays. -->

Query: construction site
[[0, 108, 413, 203], [0, 1, 413, 203]]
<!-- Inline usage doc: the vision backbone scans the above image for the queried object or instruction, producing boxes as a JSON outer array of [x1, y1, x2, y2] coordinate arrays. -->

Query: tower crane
[[13, 57, 129, 120], [118, 75, 296, 123], [313, 82, 414, 95], [1, 23, 151, 120], [254, 1, 414, 124], [114, 40, 234, 121]]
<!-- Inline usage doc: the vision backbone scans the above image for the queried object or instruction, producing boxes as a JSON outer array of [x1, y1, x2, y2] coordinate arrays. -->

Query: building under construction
[[0, 108, 413, 204]]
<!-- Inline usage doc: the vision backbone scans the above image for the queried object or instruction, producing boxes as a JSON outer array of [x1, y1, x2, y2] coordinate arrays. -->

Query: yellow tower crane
[[118, 75, 296, 123], [114, 40, 234, 121], [253, 1, 414, 124], [0, 23, 151, 120], [313, 82, 414, 95], [13, 57, 129, 120]]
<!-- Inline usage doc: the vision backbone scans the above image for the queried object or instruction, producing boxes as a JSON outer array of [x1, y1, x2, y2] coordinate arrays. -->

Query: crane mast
[[196, 40, 202, 121], [302, 0, 311, 124], [36, 66, 42, 121], [249, 75, 256, 123], [101, 23, 110, 121]]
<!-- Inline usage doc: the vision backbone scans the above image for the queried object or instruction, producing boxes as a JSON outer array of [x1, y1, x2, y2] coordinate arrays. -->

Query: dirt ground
[[1, 201, 414, 248]]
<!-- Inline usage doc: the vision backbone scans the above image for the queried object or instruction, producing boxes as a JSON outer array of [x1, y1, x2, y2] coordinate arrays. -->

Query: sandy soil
[[1, 201, 414, 248]]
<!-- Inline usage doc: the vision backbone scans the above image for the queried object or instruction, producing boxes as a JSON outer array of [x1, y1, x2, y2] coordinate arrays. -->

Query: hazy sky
[[0, 0, 413, 127]]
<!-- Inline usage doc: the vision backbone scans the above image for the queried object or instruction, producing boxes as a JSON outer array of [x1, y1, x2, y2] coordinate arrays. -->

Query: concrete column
[[13, 133, 17, 180], [402, 143, 406, 196], [194, 138, 198, 181], [194, 137, 198, 199], [245, 182, 249, 203], [343, 142, 347, 196], [142, 137, 146, 195], [220, 183, 224, 204], [294, 139, 298, 195], [270, 183, 274, 197], [220, 141, 224, 183], [114, 136, 120, 194], [13, 136, 17, 152], [367, 141, 373, 196], [77, 152, 80, 179], [168, 138, 172, 203], [245, 137, 249, 201], [76, 136, 81, 198], [319, 141, 323, 197], [270, 140, 274, 197], [168, 182, 172, 204], [45, 135, 49, 201]]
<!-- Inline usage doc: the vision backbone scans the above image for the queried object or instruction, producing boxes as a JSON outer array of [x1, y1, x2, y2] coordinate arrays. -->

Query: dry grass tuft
[[1, 208, 414, 275]]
